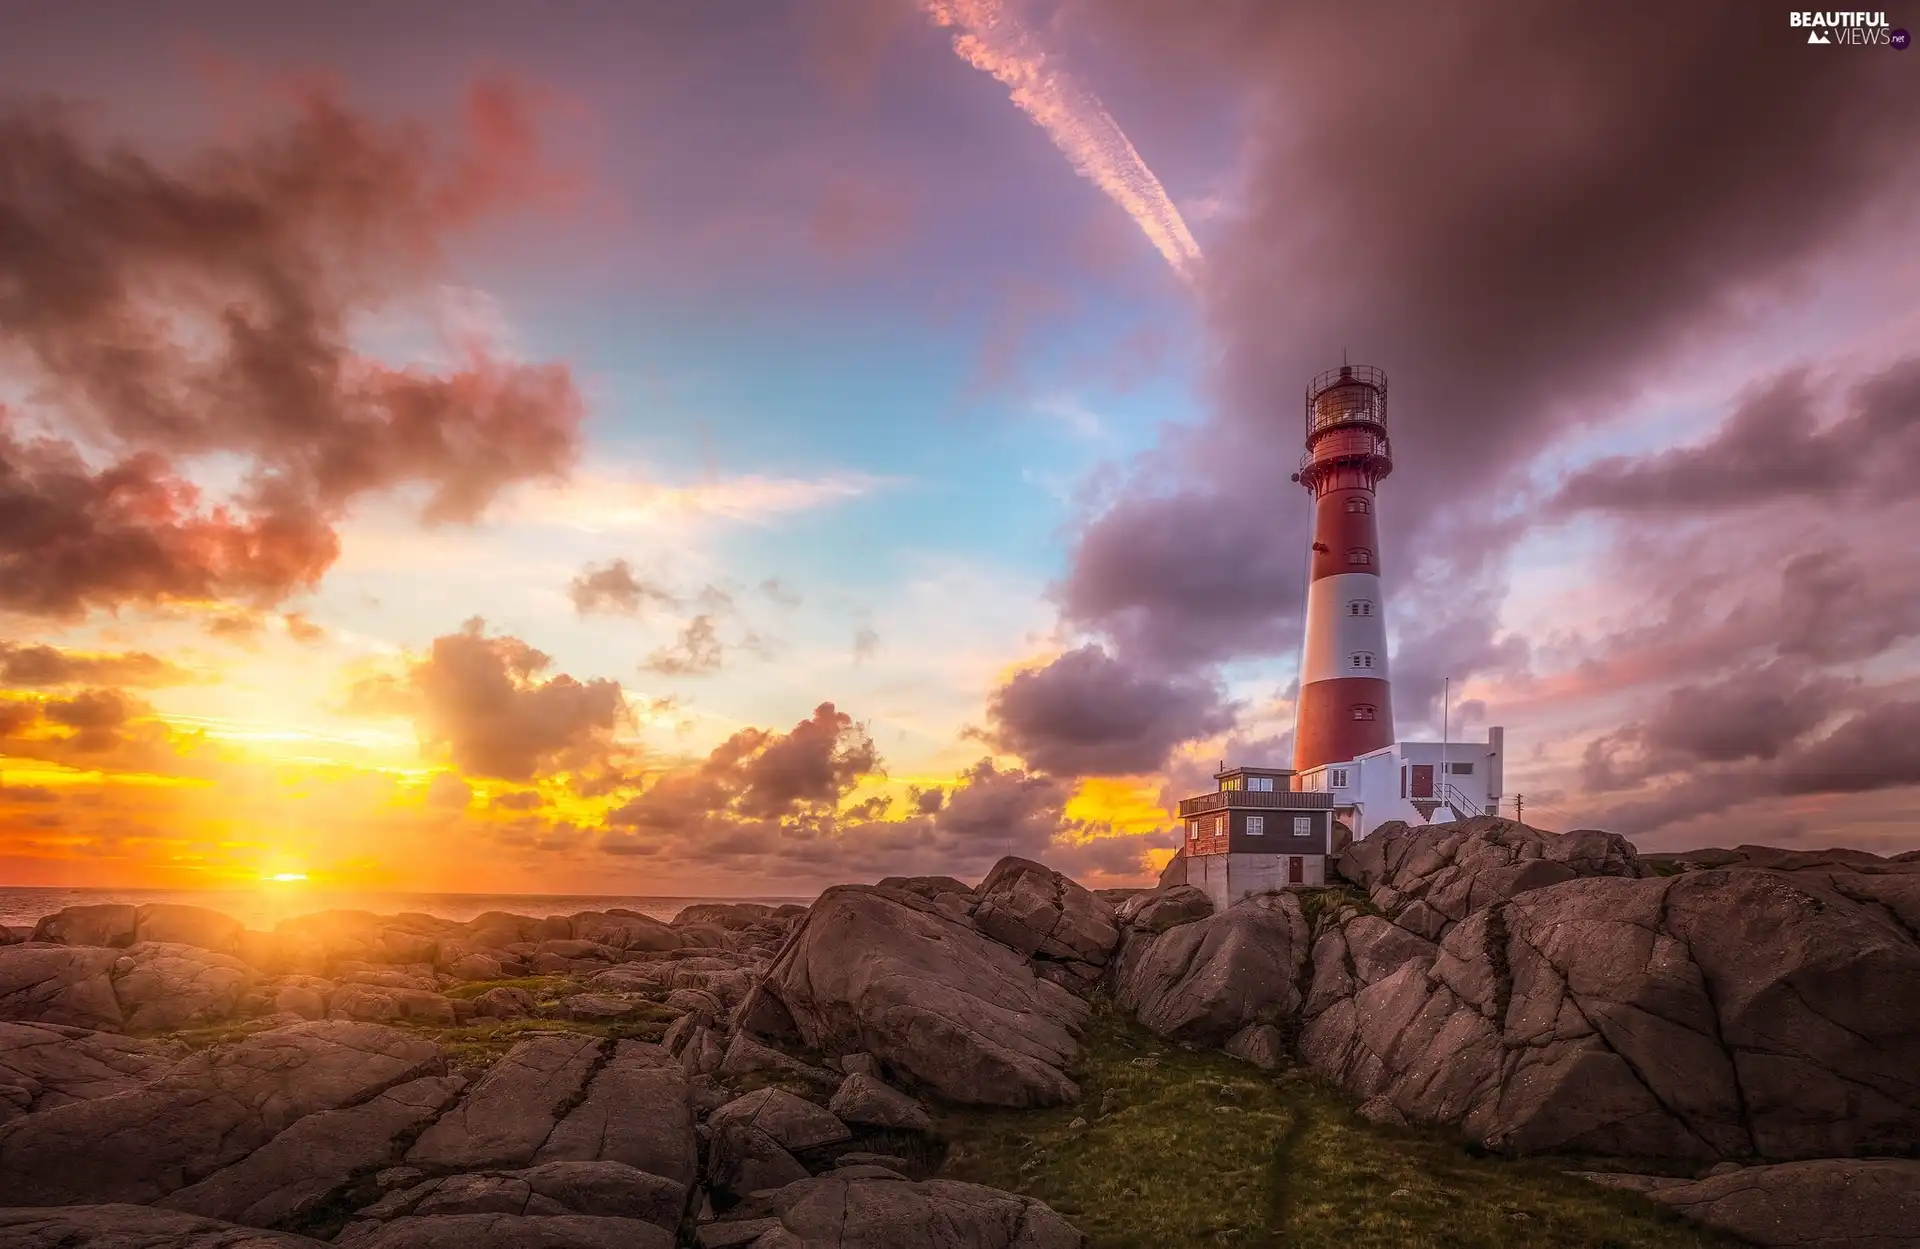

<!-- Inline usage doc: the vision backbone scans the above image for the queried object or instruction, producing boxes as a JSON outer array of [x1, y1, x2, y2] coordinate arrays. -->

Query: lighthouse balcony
[[1176, 788, 1336, 818]]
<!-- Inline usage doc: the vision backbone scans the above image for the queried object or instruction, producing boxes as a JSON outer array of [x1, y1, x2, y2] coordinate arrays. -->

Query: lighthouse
[[1292, 364, 1396, 772]]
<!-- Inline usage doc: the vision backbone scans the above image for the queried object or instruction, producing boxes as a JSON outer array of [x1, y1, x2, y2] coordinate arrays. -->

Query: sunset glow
[[3, 2, 1916, 901]]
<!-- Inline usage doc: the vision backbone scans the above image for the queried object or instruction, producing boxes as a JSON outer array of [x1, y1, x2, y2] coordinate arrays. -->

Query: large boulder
[[1114, 885, 1213, 934], [709, 1088, 849, 1153], [157, 1075, 465, 1228], [759, 885, 1089, 1107], [133, 903, 245, 954], [714, 1172, 1082, 1248], [969, 857, 1121, 992], [828, 1073, 931, 1133], [569, 912, 683, 952], [1335, 817, 1651, 941], [329, 984, 457, 1028], [0, 1022, 175, 1125], [0, 945, 123, 1030], [1111, 893, 1311, 1046], [0, 1021, 444, 1206], [1576, 1158, 1920, 1249], [1300, 869, 1920, 1162], [0, 1205, 321, 1248], [28, 904, 137, 948], [110, 941, 256, 1032], [352, 1160, 686, 1233]]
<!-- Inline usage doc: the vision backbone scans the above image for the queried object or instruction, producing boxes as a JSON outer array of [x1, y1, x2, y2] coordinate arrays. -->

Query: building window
[[1247, 816, 1265, 837], [1349, 651, 1375, 670], [1330, 768, 1349, 788], [1188, 820, 1200, 841], [1345, 497, 1371, 514], [1292, 816, 1312, 837], [1221, 776, 1242, 791], [1214, 816, 1227, 836], [1348, 600, 1374, 617], [1347, 548, 1372, 566], [1400, 766, 1408, 798], [1248, 776, 1274, 792], [1447, 762, 1474, 775], [1351, 704, 1377, 721]]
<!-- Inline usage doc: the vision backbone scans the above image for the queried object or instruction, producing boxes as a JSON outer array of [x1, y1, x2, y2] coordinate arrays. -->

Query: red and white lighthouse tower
[[1293, 364, 1396, 772]]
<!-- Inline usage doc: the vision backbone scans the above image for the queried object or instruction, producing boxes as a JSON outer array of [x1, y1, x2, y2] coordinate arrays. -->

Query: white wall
[[1299, 573, 1391, 684]]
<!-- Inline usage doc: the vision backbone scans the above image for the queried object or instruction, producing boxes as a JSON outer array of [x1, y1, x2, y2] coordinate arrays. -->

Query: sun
[[266, 872, 309, 883]]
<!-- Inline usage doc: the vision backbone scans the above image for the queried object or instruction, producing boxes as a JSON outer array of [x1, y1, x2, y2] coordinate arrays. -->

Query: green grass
[[439, 975, 591, 1002], [938, 1003, 1746, 1249]]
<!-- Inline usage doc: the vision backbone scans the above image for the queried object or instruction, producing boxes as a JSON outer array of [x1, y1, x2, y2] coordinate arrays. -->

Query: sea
[[0, 886, 816, 933]]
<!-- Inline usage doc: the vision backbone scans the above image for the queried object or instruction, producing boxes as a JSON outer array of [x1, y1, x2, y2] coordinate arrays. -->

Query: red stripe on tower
[[1293, 364, 1395, 772]]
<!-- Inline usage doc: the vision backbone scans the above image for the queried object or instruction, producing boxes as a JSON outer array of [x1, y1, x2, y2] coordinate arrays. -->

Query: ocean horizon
[[0, 885, 817, 931]]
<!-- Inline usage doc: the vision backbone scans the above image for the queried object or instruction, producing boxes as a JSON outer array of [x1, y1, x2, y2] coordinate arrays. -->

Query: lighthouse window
[[1349, 651, 1375, 670], [1348, 601, 1374, 617], [1330, 768, 1350, 788], [1346, 548, 1372, 566], [1345, 497, 1371, 514], [1352, 704, 1377, 721]]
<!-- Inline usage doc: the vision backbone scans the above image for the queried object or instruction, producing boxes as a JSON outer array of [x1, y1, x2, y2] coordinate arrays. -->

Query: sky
[[2, 0, 1918, 897]]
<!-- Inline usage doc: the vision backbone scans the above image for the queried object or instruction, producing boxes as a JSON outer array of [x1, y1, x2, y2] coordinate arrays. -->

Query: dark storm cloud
[[1553, 359, 1920, 514], [347, 618, 630, 783], [1055, 0, 1918, 674], [982, 644, 1236, 776], [569, 559, 679, 616], [0, 80, 584, 619], [0, 642, 191, 688]]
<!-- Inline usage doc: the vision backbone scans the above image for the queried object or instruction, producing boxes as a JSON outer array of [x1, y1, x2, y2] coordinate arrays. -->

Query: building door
[[1410, 764, 1435, 798], [1288, 856, 1304, 884]]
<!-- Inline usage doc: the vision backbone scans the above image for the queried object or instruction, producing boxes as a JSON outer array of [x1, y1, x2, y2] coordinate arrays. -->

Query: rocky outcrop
[[711, 1172, 1083, 1248], [28, 905, 138, 948], [111, 942, 257, 1032], [346, 1161, 686, 1242], [0, 1022, 175, 1125], [1576, 1158, 1920, 1249], [1300, 869, 1920, 1162], [0, 1205, 321, 1248], [829, 1072, 932, 1133], [157, 1076, 466, 1228], [0, 946, 124, 1030], [337, 1210, 674, 1249], [1114, 884, 1213, 934], [132, 904, 246, 954], [759, 884, 1089, 1107], [1334, 817, 1651, 941], [708, 1088, 849, 1153], [969, 857, 1121, 993], [0, 1021, 444, 1207], [1111, 893, 1311, 1047]]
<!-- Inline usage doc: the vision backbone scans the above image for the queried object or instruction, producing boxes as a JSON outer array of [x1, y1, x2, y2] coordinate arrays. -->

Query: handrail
[[1440, 783, 1482, 819], [1176, 789, 1338, 818]]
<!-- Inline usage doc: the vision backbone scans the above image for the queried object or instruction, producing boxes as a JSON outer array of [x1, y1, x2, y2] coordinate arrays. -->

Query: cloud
[[921, 0, 1203, 283], [347, 618, 631, 782], [852, 626, 880, 662], [1552, 359, 1920, 514], [569, 558, 679, 616], [643, 615, 726, 676], [982, 644, 1235, 776], [0, 78, 585, 620], [0, 643, 192, 688]]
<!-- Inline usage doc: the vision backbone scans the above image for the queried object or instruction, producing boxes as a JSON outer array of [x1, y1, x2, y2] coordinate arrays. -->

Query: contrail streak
[[922, 0, 1204, 285]]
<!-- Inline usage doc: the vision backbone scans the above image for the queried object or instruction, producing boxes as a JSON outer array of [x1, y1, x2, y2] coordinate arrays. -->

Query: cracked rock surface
[[1110, 893, 1310, 1047], [0, 1204, 322, 1248], [715, 1172, 1083, 1248], [0, 1022, 175, 1125], [969, 857, 1121, 994], [759, 883, 1090, 1107], [1576, 1157, 1920, 1248], [1300, 868, 1920, 1161]]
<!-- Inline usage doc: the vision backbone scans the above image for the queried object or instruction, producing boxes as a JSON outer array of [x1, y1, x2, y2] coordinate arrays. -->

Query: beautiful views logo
[[1789, 10, 1900, 44]]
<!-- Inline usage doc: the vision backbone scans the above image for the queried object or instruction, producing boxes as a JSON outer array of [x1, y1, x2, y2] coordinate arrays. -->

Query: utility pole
[[1441, 676, 1450, 814], [1514, 793, 1523, 824]]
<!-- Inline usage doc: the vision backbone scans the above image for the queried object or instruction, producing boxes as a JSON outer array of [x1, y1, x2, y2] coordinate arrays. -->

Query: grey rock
[[336, 1212, 673, 1249], [838, 1052, 879, 1079], [568, 912, 684, 953], [709, 1087, 850, 1152], [158, 1075, 464, 1227], [1222, 1023, 1286, 1071], [970, 857, 1121, 987], [1115, 886, 1214, 934], [471, 987, 536, 1019], [716, 1032, 834, 1085], [442, 952, 506, 981], [0, 1205, 319, 1248], [29, 905, 138, 949], [1302, 870, 1920, 1161], [834, 1151, 912, 1170], [561, 994, 645, 1023], [271, 976, 334, 1021], [0, 1021, 443, 1206], [1576, 1158, 1920, 1249], [111, 942, 255, 1032], [695, 1218, 781, 1249], [133, 904, 244, 955], [329, 985, 457, 1027], [535, 1041, 696, 1190], [1111, 893, 1311, 1046], [587, 965, 672, 996], [408, 1035, 603, 1171], [760, 885, 1089, 1108], [0, 945, 123, 1030], [367, 1161, 684, 1230], [731, 1173, 1082, 1248], [704, 1123, 808, 1207], [1336, 817, 1650, 940], [828, 1073, 930, 1132], [0, 1022, 173, 1124]]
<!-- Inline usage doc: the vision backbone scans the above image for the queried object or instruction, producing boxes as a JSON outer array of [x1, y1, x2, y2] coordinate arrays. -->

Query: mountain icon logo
[[1807, 29, 1831, 43]]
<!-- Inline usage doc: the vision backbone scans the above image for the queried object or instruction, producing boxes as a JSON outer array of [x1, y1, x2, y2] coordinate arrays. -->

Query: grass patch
[[1294, 885, 1378, 928], [938, 1003, 1744, 1249], [440, 975, 590, 1002]]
